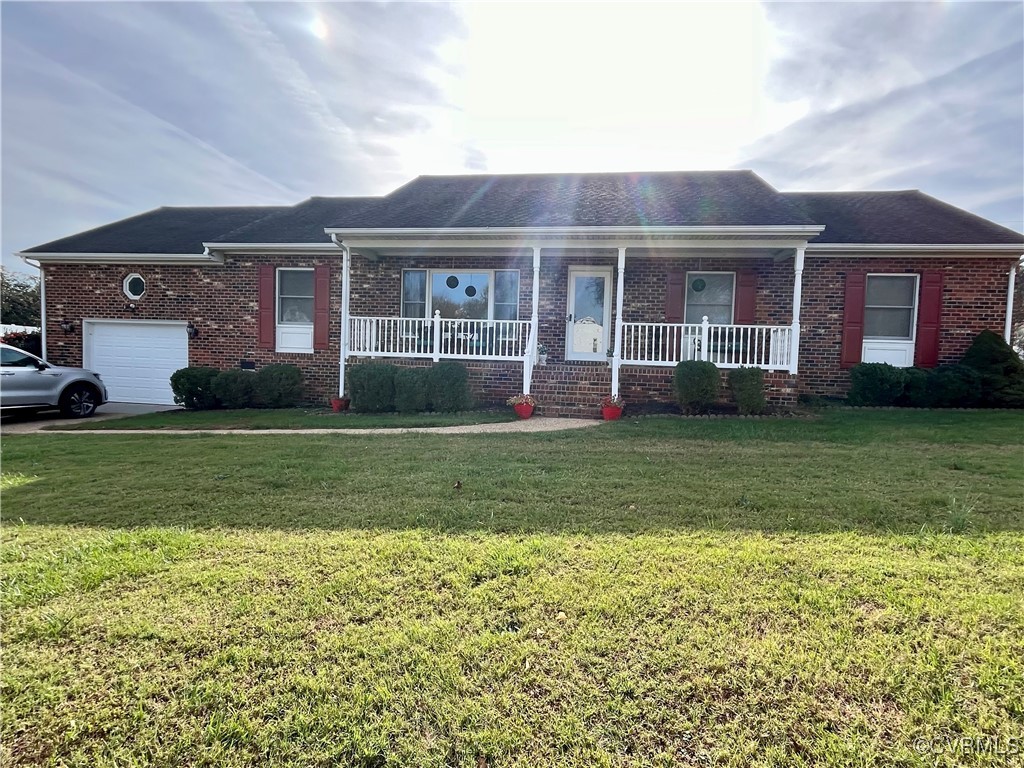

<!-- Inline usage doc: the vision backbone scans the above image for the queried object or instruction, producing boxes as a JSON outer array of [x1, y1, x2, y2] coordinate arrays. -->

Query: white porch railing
[[620, 318, 794, 371], [349, 313, 532, 361]]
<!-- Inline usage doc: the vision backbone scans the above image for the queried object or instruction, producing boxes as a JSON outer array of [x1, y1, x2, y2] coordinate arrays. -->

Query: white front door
[[84, 321, 188, 404], [566, 268, 612, 361]]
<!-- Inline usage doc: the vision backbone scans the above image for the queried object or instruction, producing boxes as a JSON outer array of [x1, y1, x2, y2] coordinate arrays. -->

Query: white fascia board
[[338, 238, 812, 252], [19, 252, 225, 265], [805, 243, 1024, 256], [325, 225, 825, 239], [203, 242, 340, 254]]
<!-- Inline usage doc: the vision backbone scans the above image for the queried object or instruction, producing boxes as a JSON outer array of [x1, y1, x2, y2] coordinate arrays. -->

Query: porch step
[[530, 362, 611, 418]]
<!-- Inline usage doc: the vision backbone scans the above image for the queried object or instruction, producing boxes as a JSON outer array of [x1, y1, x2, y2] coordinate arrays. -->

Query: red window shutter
[[665, 272, 686, 322], [313, 264, 331, 350], [734, 270, 758, 324], [914, 270, 943, 368], [258, 264, 275, 349], [840, 271, 866, 368]]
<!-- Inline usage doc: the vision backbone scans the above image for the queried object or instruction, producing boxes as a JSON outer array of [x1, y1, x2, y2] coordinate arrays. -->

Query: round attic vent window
[[123, 273, 146, 300]]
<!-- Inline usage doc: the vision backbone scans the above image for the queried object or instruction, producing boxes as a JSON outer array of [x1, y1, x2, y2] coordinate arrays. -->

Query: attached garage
[[84, 321, 188, 404]]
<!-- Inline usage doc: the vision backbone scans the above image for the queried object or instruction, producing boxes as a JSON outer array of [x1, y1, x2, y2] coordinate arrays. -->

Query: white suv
[[0, 343, 108, 417]]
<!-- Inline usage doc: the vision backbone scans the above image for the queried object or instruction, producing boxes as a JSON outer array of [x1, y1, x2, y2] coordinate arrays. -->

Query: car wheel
[[60, 384, 100, 418]]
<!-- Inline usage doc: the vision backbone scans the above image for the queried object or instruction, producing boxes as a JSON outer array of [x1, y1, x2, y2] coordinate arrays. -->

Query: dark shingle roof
[[783, 191, 1024, 245], [328, 171, 818, 229], [212, 197, 379, 244], [24, 206, 287, 254]]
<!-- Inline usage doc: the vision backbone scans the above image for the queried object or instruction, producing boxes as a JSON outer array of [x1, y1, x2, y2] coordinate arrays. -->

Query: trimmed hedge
[[255, 364, 303, 408], [848, 363, 907, 406], [427, 362, 472, 412], [673, 360, 719, 413], [728, 367, 766, 415], [349, 363, 397, 413], [211, 369, 257, 409], [923, 365, 981, 408], [170, 367, 220, 410], [394, 367, 430, 413]]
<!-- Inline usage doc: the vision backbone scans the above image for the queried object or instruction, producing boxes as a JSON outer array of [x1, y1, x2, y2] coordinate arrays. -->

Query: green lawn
[[50, 407, 517, 430], [3, 410, 1023, 767]]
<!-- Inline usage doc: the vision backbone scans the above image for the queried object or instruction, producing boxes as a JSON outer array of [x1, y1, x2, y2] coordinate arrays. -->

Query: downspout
[[329, 234, 350, 396], [1006, 256, 1021, 345]]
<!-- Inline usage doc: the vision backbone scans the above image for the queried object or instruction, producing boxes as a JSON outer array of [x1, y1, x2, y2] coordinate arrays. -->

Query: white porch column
[[1003, 259, 1019, 342], [523, 246, 541, 394], [790, 246, 805, 374], [338, 243, 351, 396], [611, 247, 626, 396]]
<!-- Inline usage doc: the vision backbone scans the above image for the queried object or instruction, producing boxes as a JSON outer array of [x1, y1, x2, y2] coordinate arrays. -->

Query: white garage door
[[85, 321, 188, 404]]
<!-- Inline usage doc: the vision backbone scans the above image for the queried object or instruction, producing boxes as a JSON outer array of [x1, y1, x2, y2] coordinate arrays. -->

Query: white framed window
[[864, 274, 918, 340], [276, 268, 314, 353], [684, 272, 734, 324], [123, 273, 146, 300], [401, 269, 520, 321]]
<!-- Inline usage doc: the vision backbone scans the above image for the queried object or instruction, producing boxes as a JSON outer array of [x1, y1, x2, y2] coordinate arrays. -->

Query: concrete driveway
[[1, 402, 179, 435]]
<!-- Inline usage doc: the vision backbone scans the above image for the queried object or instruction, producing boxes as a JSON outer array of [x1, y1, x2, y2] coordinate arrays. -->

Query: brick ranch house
[[19, 171, 1024, 414]]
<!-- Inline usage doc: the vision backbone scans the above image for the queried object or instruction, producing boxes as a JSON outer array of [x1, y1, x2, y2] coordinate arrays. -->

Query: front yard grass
[[50, 407, 517, 430], [3, 410, 1023, 766]]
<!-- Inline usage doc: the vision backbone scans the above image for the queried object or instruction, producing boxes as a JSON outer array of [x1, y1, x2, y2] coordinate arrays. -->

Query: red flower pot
[[331, 397, 350, 413], [513, 403, 534, 419], [602, 405, 623, 421]]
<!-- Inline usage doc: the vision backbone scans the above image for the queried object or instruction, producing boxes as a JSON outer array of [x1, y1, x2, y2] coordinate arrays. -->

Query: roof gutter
[[805, 243, 1024, 256], [323, 225, 826, 238], [18, 251, 226, 265]]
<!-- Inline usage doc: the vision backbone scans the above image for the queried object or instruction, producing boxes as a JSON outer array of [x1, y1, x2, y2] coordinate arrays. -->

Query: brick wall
[[42, 251, 1016, 410], [42, 257, 343, 402], [798, 256, 1018, 397]]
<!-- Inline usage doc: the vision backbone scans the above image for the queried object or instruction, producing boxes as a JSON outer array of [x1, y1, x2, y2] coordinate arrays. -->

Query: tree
[[1, 268, 41, 326]]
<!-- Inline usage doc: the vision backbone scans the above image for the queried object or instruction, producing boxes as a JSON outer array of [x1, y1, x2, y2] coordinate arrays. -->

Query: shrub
[[727, 367, 766, 415], [847, 363, 907, 406], [925, 365, 982, 408], [673, 360, 719, 413], [1, 330, 42, 357], [348, 363, 396, 413], [960, 329, 1024, 408], [211, 369, 257, 409], [427, 362, 472, 412], [170, 366, 221, 410], [898, 367, 930, 407], [394, 367, 429, 413], [254, 364, 303, 408]]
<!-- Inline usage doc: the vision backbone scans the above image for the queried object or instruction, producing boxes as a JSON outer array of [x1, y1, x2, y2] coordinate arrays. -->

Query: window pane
[[864, 307, 913, 338], [280, 270, 314, 297], [403, 271, 426, 303], [494, 303, 517, 321], [279, 297, 314, 324], [494, 271, 519, 304], [1, 348, 34, 366], [685, 273, 734, 324], [403, 301, 426, 319], [431, 272, 488, 319], [866, 276, 915, 307]]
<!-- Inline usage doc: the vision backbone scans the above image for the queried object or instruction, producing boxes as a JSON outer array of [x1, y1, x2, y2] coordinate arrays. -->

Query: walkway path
[[15, 417, 602, 437]]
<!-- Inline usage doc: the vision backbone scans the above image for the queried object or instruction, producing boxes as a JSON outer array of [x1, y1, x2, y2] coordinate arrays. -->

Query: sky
[[2, 1, 1022, 274]]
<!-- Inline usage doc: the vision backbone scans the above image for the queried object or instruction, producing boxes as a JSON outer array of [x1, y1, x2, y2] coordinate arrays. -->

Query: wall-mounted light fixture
[[186, 321, 199, 340], [123, 302, 138, 312], [59, 319, 75, 333]]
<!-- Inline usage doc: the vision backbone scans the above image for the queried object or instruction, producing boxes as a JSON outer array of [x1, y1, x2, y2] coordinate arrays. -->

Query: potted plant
[[330, 396, 350, 413], [601, 394, 625, 420], [507, 393, 537, 419], [537, 344, 549, 366]]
